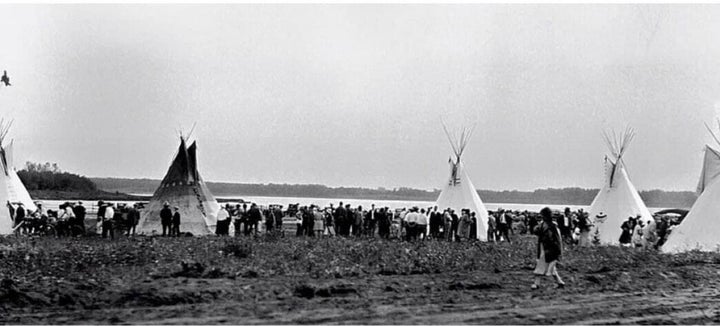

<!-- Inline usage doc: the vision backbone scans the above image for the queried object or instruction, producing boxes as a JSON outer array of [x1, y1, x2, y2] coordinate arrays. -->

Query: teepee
[[434, 123, 489, 241], [0, 119, 36, 234], [588, 128, 653, 245], [662, 121, 720, 253], [137, 134, 219, 235]]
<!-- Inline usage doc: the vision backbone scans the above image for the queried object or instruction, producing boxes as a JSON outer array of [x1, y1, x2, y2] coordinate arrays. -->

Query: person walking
[[532, 207, 566, 289]]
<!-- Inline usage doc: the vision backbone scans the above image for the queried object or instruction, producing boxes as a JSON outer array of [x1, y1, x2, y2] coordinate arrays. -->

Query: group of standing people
[[617, 214, 678, 249], [214, 203, 272, 236]]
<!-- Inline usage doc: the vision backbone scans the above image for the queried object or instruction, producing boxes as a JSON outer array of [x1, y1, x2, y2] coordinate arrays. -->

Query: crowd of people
[[5, 200, 141, 239], [6, 199, 685, 252]]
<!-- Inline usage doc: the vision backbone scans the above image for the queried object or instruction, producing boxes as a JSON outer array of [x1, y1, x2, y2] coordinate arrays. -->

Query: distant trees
[[90, 178, 697, 208], [17, 161, 97, 192]]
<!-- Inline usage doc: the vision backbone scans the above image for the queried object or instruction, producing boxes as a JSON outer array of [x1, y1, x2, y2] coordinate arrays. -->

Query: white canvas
[[435, 161, 490, 240], [588, 158, 653, 245], [662, 146, 720, 253], [3, 143, 37, 212]]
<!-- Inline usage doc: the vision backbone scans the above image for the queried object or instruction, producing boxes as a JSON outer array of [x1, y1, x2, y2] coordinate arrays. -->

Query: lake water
[[37, 194, 669, 214]]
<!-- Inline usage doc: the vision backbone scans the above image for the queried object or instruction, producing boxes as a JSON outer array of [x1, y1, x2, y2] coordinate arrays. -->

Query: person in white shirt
[[216, 206, 230, 236], [416, 208, 429, 240], [102, 204, 115, 239], [404, 207, 420, 241]]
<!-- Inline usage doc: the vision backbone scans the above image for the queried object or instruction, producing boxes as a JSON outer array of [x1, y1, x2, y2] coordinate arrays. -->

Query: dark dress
[[619, 221, 632, 244]]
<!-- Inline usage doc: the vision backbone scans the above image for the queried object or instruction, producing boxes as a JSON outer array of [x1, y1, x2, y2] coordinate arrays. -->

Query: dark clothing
[[16, 206, 25, 220], [470, 217, 477, 240], [265, 209, 274, 232], [619, 221, 633, 244], [451, 213, 459, 241], [247, 208, 262, 235], [536, 221, 563, 263], [160, 207, 172, 225], [73, 205, 87, 233], [377, 211, 390, 239], [429, 212, 441, 239], [102, 220, 114, 239], [172, 212, 181, 236], [160, 207, 173, 236], [334, 207, 347, 236], [274, 210, 283, 232], [577, 215, 591, 233]]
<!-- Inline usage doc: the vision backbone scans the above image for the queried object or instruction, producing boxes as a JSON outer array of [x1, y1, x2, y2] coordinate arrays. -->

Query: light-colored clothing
[[104, 207, 115, 220], [578, 231, 591, 247], [643, 222, 657, 247], [416, 213, 428, 226], [534, 246, 559, 276], [405, 212, 419, 224], [59, 207, 75, 221], [632, 224, 644, 247], [217, 208, 230, 221], [313, 211, 325, 231]]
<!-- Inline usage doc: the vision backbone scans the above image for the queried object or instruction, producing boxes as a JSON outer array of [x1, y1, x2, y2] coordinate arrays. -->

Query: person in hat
[[160, 202, 172, 236], [532, 207, 566, 290], [171, 206, 181, 237]]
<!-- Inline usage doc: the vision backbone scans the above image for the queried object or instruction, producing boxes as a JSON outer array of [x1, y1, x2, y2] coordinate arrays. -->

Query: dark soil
[[1, 235, 719, 324]]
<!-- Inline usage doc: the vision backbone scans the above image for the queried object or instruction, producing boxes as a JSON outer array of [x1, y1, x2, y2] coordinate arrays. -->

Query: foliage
[[18, 162, 97, 192]]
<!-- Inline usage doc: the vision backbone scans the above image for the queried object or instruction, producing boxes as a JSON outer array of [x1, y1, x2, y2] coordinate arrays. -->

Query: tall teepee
[[0, 119, 36, 234], [662, 120, 720, 253], [137, 135, 219, 235], [434, 123, 489, 241], [588, 128, 653, 245]]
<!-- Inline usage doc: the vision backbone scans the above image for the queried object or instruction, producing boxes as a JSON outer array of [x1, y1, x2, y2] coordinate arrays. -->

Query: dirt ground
[[1, 235, 719, 324]]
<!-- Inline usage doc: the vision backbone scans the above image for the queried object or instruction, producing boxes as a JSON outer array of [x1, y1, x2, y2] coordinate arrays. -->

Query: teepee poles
[[602, 127, 636, 188]]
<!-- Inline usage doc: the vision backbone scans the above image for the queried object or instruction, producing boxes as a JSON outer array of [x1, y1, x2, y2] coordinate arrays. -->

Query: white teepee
[[0, 119, 37, 234], [434, 123, 489, 241], [662, 121, 720, 253], [588, 128, 653, 245], [136, 135, 219, 235]]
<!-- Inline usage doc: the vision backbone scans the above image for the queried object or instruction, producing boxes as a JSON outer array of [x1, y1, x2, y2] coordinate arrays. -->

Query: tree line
[[91, 177, 698, 208]]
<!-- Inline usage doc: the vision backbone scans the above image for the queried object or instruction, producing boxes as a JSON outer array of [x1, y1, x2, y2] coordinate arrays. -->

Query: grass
[[2, 233, 720, 320]]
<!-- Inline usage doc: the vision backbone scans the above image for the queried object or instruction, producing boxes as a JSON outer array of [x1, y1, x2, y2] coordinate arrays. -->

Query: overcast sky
[[1, 4, 719, 191]]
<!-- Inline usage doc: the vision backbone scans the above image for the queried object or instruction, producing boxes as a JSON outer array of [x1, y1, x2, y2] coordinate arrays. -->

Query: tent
[[0, 119, 36, 234], [587, 128, 653, 245], [662, 121, 720, 253], [434, 123, 489, 241], [136, 136, 219, 235]]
